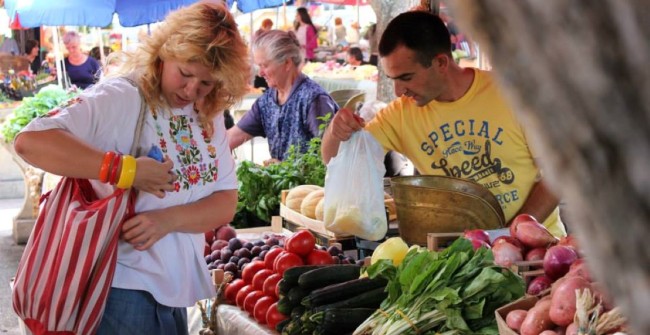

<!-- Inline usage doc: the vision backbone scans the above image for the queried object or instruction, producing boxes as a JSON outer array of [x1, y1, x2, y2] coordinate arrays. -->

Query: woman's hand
[[132, 156, 176, 198], [328, 107, 365, 141], [121, 210, 171, 251]]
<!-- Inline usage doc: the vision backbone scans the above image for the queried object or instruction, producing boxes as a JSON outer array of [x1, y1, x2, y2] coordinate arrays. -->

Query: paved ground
[[0, 198, 25, 335]]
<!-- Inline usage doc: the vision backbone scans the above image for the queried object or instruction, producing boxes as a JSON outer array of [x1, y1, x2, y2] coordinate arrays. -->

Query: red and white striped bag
[[12, 178, 136, 335]]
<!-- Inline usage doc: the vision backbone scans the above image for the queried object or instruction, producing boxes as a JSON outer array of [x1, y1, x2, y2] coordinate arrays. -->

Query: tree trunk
[[448, 1, 650, 333], [370, 0, 420, 102]]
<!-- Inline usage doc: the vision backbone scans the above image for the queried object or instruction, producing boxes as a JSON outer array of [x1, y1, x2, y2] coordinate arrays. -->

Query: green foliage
[[1, 85, 80, 143], [232, 114, 331, 228]]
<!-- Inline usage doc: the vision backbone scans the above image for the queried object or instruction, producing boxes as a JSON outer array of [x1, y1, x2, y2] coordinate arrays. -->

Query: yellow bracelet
[[116, 155, 137, 189]]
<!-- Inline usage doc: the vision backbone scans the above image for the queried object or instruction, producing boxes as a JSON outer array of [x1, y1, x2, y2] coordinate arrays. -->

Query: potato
[[540, 331, 559, 335], [565, 322, 578, 335], [505, 309, 527, 331], [520, 299, 554, 335], [549, 276, 592, 326]]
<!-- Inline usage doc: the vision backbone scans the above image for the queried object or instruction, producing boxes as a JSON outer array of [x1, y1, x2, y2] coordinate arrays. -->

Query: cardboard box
[[495, 295, 539, 335]]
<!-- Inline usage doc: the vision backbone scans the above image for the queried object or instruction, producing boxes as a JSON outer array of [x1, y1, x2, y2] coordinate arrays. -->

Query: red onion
[[469, 238, 491, 251], [543, 245, 578, 280], [525, 247, 547, 262], [509, 213, 537, 237], [492, 241, 523, 267], [566, 258, 592, 282], [527, 275, 553, 295], [463, 229, 491, 245], [515, 221, 558, 249], [492, 235, 525, 251], [558, 235, 581, 256]]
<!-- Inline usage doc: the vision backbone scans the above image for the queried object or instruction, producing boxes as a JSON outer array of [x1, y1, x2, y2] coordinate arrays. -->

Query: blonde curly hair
[[107, 2, 251, 135]]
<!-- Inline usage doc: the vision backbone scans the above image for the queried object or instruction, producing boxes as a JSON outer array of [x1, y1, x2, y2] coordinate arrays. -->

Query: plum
[[215, 225, 237, 242]]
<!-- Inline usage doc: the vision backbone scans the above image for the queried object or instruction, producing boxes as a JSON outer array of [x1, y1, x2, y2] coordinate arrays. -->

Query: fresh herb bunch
[[233, 114, 331, 227], [1, 85, 79, 143], [356, 239, 525, 335]]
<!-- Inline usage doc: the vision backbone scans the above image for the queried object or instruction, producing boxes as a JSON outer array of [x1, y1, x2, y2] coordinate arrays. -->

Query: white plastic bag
[[323, 130, 387, 241]]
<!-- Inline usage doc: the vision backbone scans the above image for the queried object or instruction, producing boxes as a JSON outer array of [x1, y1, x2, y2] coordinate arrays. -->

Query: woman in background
[[294, 7, 318, 62], [23, 39, 40, 74], [63, 31, 101, 89]]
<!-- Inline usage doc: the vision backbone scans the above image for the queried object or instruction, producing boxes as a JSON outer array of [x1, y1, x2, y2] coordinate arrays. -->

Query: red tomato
[[264, 247, 285, 270], [272, 250, 289, 271], [253, 296, 277, 324], [235, 284, 254, 308], [266, 302, 288, 329], [285, 230, 316, 256], [274, 252, 304, 276], [252, 269, 274, 291], [263, 273, 282, 298], [243, 290, 266, 315], [306, 249, 334, 265], [224, 278, 246, 304], [241, 260, 266, 284]]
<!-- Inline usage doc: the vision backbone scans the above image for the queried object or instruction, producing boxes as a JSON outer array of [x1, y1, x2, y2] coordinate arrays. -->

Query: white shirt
[[22, 78, 237, 307]]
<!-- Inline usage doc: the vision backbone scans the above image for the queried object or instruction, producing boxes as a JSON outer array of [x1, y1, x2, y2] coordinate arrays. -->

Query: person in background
[[333, 17, 347, 48], [62, 31, 101, 89], [0, 35, 20, 55], [294, 7, 318, 62], [346, 21, 361, 45], [13, 3, 251, 334], [228, 30, 338, 164], [346, 47, 368, 67], [364, 23, 379, 66], [89, 46, 113, 62], [321, 11, 566, 237], [23, 39, 41, 74], [254, 18, 274, 41]]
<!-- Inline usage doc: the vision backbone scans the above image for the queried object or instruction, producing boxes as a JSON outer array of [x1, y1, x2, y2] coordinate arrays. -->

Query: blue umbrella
[[227, 0, 290, 14], [4, 0, 198, 28]]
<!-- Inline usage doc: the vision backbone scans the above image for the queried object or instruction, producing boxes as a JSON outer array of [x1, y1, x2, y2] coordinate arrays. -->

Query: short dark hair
[[347, 47, 363, 62], [24, 39, 39, 54], [379, 11, 452, 67]]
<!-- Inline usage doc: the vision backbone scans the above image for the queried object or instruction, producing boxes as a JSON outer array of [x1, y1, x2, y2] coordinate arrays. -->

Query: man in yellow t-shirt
[[321, 11, 566, 237]]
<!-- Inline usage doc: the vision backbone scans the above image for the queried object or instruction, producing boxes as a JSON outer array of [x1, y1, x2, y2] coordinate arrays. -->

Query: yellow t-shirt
[[366, 69, 565, 237]]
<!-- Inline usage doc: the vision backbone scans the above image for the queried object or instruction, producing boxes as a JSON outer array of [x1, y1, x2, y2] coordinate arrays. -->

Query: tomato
[[253, 296, 276, 324], [264, 247, 284, 270], [252, 269, 274, 291], [285, 230, 316, 256], [263, 273, 282, 298], [241, 260, 266, 284], [272, 251, 289, 271], [224, 278, 246, 304], [243, 290, 266, 315], [266, 302, 288, 330], [235, 284, 254, 308], [306, 249, 334, 265], [274, 252, 304, 276]]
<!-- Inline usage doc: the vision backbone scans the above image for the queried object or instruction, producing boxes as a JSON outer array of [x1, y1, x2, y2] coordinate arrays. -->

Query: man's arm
[[511, 178, 560, 224], [321, 108, 364, 164]]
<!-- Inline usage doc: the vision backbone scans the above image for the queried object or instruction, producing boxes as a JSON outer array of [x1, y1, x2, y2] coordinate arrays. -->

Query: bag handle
[[122, 76, 147, 157]]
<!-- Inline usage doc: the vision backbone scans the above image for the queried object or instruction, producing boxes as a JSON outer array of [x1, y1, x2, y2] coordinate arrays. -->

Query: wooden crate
[[427, 232, 463, 251], [279, 203, 353, 239], [510, 260, 544, 282], [495, 295, 539, 335]]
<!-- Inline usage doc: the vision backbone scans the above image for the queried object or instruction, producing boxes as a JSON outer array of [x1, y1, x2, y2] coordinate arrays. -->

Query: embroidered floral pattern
[[153, 112, 220, 190]]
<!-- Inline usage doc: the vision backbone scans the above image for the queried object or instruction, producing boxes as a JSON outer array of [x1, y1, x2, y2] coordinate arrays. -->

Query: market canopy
[[316, 0, 370, 5], [226, 0, 291, 14], [4, 0, 198, 28]]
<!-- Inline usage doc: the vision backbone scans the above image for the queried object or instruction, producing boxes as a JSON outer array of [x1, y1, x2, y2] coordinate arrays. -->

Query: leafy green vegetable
[[356, 239, 525, 335], [232, 114, 331, 227], [1, 85, 80, 143]]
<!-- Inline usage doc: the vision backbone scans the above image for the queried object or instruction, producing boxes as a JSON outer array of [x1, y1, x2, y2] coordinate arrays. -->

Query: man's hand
[[328, 107, 365, 141]]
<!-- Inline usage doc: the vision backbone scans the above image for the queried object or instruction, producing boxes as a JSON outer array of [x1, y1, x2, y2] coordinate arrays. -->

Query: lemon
[[371, 237, 409, 266]]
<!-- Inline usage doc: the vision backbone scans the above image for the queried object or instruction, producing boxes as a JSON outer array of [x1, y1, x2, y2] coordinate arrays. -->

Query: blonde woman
[[14, 2, 251, 334]]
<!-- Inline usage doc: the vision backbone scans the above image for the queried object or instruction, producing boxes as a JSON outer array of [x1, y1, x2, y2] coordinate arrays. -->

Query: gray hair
[[63, 31, 81, 45], [252, 30, 303, 67]]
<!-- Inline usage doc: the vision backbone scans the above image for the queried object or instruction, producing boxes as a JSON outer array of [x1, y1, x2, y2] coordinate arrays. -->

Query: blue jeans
[[96, 288, 188, 335]]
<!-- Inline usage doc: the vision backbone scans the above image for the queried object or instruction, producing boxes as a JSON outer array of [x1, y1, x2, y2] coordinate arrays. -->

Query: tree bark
[[370, 0, 420, 102], [448, 1, 650, 333]]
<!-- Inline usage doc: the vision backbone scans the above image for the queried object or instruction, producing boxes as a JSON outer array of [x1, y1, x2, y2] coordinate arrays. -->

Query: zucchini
[[287, 286, 310, 304], [290, 305, 305, 319], [314, 287, 387, 312], [282, 265, 327, 285], [276, 296, 294, 315], [297, 265, 362, 289], [313, 308, 376, 335], [277, 278, 292, 297], [302, 276, 387, 307], [275, 318, 290, 333]]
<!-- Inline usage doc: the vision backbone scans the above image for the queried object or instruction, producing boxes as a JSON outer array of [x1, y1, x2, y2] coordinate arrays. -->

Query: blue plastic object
[[147, 145, 164, 162]]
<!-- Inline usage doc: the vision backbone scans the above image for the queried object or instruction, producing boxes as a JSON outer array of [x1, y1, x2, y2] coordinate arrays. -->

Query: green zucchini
[[313, 287, 387, 312], [287, 286, 310, 304], [297, 265, 362, 289], [277, 278, 292, 297], [275, 318, 290, 333], [282, 265, 327, 285], [276, 296, 294, 315], [301, 276, 387, 307], [313, 308, 376, 335]]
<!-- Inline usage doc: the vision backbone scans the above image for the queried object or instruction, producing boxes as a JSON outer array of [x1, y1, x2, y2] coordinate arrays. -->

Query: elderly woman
[[228, 30, 338, 163], [63, 31, 101, 89]]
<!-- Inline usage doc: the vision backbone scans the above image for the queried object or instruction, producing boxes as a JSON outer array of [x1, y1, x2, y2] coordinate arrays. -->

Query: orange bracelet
[[99, 151, 117, 183], [108, 154, 122, 185]]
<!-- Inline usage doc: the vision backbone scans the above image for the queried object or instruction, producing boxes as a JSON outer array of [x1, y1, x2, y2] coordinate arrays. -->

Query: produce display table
[[187, 304, 277, 335]]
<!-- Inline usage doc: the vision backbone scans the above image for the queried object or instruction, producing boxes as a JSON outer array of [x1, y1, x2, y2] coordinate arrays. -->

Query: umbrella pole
[[357, 0, 360, 26], [96, 27, 105, 66], [52, 27, 63, 88]]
